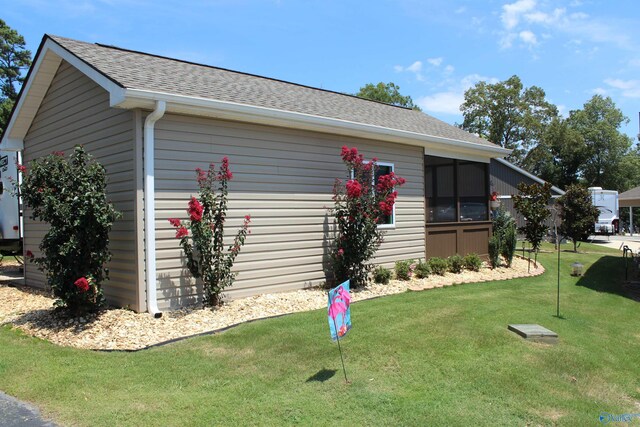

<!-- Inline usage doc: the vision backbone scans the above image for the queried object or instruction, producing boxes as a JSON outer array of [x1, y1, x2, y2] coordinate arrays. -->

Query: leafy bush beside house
[[373, 266, 392, 285], [447, 255, 464, 274], [394, 259, 415, 281], [463, 253, 482, 272], [428, 257, 448, 276], [19, 146, 120, 313]]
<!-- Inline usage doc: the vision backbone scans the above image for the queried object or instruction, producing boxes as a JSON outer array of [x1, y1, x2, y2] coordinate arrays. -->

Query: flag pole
[[332, 316, 349, 384]]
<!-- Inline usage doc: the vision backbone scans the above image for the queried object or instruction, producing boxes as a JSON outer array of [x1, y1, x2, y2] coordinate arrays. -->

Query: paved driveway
[[588, 234, 640, 253], [0, 391, 56, 427]]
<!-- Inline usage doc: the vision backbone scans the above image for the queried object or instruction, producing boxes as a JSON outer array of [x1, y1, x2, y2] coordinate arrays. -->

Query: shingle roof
[[48, 35, 497, 148]]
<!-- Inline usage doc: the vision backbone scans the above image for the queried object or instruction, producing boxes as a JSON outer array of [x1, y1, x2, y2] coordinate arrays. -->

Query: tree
[[567, 95, 634, 191], [0, 20, 32, 138], [460, 75, 558, 165], [523, 116, 586, 189], [355, 82, 421, 111], [513, 182, 552, 257], [557, 185, 600, 252]]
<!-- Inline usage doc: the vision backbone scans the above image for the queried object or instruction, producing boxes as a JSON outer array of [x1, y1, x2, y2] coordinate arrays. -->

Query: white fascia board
[[0, 38, 126, 150], [494, 157, 565, 195], [115, 89, 512, 159], [43, 39, 126, 105]]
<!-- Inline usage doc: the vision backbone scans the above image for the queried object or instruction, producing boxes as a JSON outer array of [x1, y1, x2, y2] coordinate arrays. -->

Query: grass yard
[[0, 242, 638, 426]]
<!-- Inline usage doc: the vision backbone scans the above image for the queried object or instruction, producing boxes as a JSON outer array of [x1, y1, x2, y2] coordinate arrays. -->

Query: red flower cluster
[[74, 277, 90, 293], [378, 191, 399, 216], [52, 151, 65, 157], [175, 226, 188, 239], [188, 197, 204, 222], [26, 250, 34, 258], [490, 191, 499, 201], [17, 164, 26, 174], [345, 179, 363, 198], [376, 172, 406, 193], [340, 146, 364, 165], [218, 156, 233, 181], [168, 218, 181, 227]]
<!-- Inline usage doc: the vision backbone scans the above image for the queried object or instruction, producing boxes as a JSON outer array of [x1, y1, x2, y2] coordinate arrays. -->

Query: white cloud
[[519, 30, 537, 45], [501, 0, 536, 30], [427, 57, 443, 67], [444, 65, 455, 75], [591, 87, 608, 95], [455, 6, 466, 14], [417, 74, 499, 115], [604, 78, 640, 98], [394, 60, 425, 81], [417, 92, 464, 115], [497, 0, 633, 51], [407, 60, 423, 73]]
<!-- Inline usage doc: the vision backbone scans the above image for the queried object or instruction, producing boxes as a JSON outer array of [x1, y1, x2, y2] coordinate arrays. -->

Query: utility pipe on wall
[[143, 101, 166, 318]]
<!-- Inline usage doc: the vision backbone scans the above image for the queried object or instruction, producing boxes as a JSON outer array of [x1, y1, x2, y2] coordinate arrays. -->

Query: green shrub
[[373, 266, 392, 285], [501, 224, 517, 267], [464, 253, 482, 272], [488, 236, 500, 269], [448, 254, 464, 274], [19, 147, 121, 313], [395, 259, 415, 281], [414, 260, 431, 278], [428, 257, 448, 276]]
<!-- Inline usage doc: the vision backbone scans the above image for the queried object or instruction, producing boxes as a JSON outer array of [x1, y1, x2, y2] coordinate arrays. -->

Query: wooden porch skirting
[[425, 221, 492, 259]]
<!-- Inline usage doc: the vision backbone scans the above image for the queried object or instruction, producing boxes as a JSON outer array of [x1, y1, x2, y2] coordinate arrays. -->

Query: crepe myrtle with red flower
[[329, 146, 406, 288], [168, 157, 251, 306], [17, 146, 120, 313]]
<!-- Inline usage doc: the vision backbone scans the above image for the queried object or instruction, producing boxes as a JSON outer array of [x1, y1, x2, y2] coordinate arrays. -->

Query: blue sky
[[5, 0, 640, 140]]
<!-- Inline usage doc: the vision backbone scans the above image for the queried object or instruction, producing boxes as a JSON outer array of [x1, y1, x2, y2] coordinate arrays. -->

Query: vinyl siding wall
[[22, 61, 139, 309], [490, 159, 563, 229], [154, 114, 425, 309]]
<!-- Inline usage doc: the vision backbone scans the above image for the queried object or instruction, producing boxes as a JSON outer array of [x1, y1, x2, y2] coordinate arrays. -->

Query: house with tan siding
[[1, 35, 510, 314]]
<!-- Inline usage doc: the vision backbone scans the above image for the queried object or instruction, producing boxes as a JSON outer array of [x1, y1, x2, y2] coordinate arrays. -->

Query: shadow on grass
[[306, 368, 336, 383], [575, 254, 639, 302]]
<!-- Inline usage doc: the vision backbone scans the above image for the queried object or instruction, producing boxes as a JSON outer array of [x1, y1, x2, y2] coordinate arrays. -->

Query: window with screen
[[351, 162, 396, 227]]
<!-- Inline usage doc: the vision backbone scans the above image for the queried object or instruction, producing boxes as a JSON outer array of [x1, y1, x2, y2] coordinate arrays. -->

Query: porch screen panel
[[458, 162, 488, 221], [425, 156, 456, 222]]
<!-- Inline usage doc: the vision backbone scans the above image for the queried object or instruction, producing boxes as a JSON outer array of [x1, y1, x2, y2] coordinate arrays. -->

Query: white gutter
[[143, 100, 166, 318], [115, 89, 512, 158]]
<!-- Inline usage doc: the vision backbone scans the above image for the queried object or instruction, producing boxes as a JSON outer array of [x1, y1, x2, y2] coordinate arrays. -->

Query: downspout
[[144, 101, 166, 318]]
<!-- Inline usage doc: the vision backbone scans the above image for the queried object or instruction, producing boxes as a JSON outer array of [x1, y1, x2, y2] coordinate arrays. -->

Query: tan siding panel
[[155, 113, 425, 309], [22, 61, 138, 309]]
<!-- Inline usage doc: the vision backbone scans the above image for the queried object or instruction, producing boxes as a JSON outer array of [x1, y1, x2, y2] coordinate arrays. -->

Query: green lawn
[[1, 243, 638, 426]]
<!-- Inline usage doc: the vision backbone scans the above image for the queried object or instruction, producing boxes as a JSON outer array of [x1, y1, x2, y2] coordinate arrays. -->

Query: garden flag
[[327, 280, 352, 341]]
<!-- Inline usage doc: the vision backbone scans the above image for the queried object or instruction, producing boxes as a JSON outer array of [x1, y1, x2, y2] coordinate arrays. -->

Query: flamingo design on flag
[[328, 280, 352, 341]]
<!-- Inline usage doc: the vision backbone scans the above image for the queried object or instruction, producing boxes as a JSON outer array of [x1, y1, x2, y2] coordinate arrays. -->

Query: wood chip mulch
[[0, 257, 544, 351]]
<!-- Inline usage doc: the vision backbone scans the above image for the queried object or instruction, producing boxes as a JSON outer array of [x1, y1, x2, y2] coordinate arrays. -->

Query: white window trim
[[350, 161, 396, 229]]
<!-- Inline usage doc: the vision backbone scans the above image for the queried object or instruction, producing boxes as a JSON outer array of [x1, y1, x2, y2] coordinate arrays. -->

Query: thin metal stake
[[332, 317, 349, 384], [557, 239, 561, 318]]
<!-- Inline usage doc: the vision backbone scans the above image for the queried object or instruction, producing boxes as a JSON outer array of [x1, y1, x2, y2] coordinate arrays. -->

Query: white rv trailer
[[0, 150, 22, 254], [589, 187, 619, 234]]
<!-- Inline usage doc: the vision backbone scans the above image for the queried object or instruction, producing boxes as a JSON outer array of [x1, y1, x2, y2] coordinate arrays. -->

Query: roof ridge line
[[88, 40, 414, 112]]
